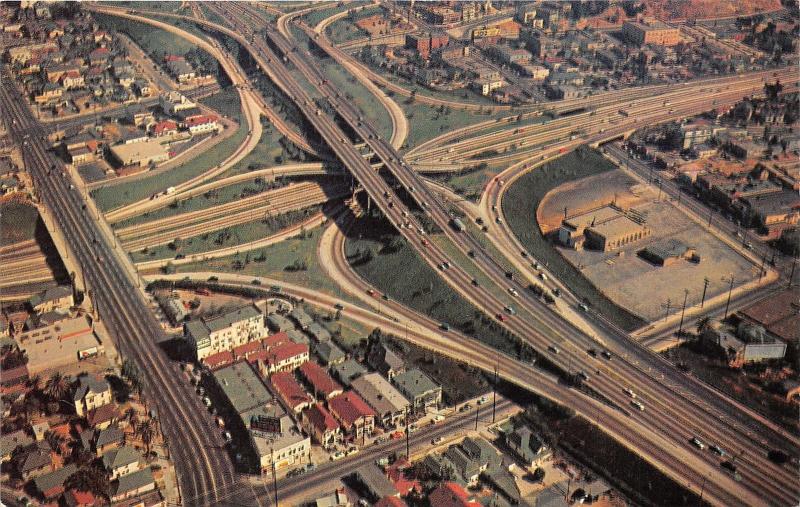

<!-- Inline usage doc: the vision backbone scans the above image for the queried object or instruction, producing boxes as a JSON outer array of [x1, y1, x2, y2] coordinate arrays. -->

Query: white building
[[184, 304, 266, 360]]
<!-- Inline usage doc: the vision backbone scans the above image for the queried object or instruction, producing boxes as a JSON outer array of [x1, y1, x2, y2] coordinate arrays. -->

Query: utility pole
[[474, 403, 480, 431], [759, 249, 767, 281], [789, 257, 797, 287], [678, 289, 689, 335], [700, 277, 710, 308], [708, 207, 714, 227], [723, 275, 735, 320], [699, 477, 706, 505], [663, 298, 671, 321], [405, 406, 410, 459], [492, 365, 498, 423]]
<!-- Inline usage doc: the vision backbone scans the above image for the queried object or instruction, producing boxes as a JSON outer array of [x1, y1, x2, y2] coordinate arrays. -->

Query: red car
[[390, 431, 404, 440], [496, 313, 506, 322], [421, 239, 429, 247], [366, 289, 376, 297]]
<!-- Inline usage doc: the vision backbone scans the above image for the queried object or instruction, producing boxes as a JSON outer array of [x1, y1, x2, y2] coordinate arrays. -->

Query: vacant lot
[[560, 199, 758, 321], [503, 148, 645, 332]]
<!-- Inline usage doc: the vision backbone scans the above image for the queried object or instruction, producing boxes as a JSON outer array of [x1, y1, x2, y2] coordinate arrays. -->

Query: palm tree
[[45, 372, 70, 403], [137, 419, 155, 458], [27, 374, 42, 395], [696, 316, 711, 336]]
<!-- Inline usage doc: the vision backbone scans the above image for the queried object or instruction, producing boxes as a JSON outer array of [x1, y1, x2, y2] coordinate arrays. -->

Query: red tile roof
[[328, 391, 374, 428], [204, 350, 234, 370], [263, 332, 289, 348], [429, 482, 480, 507], [184, 114, 219, 127], [152, 120, 177, 135], [65, 489, 97, 507], [233, 339, 263, 360], [266, 342, 308, 365], [298, 362, 342, 398], [270, 371, 311, 411], [303, 403, 339, 433]]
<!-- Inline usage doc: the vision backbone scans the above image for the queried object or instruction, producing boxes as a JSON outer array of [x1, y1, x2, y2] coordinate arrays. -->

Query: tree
[[695, 316, 711, 335], [45, 372, 70, 404], [45, 430, 65, 455], [138, 419, 156, 457], [65, 467, 110, 501]]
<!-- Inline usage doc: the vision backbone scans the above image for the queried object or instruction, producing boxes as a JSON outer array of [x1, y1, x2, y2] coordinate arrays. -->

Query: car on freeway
[[471, 278, 479, 286], [548, 345, 560, 354], [508, 288, 519, 297], [440, 323, 450, 331], [459, 403, 472, 413], [601, 350, 613, 360], [431, 436, 443, 445], [345, 447, 359, 456], [334, 303, 344, 310], [624, 388, 636, 398], [496, 313, 506, 322], [578, 303, 589, 312], [408, 424, 418, 434], [390, 431, 404, 440], [216, 417, 225, 428], [577, 371, 589, 381], [630, 400, 645, 411], [721, 460, 737, 474], [431, 414, 445, 424], [552, 287, 561, 297], [710, 445, 726, 457], [421, 238, 429, 247], [587, 348, 597, 357], [223, 431, 232, 442], [366, 289, 376, 296], [477, 396, 488, 405], [690, 437, 706, 450]]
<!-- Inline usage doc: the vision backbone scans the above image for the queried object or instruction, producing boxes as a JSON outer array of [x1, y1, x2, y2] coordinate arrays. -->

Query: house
[[32, 421, 50, 442], [392, 368, 441, 413], [87, 403, 118, 430], [111, 467, 156, 502], [257, 342, 309, 375], [266, 313, 293, 333], [441, 437, 499, 486], [354, 464, 398, 502], [504, 425, 551, 467], [102, 445, 142, 480], [328, 391, 375, 439], [0, 364, 30, 393], [159, 91, 196, 113], [289, 308, 313, 330], [0, 430, 33, 463], [351, 373, 410, 429], [166, 57, 196, 83], [16, 442, 53, 480], [150, 120, 178, 138], [367, 342, 404, 380], [183, 114, 220, 135], [298, 361, 343, 400], [32, 463, 77, 501], [301, 402, 341, 448], [306, 322, 332, 343], [73, 375, 112, 417], [185, 303, 266, 361], [428, 482, 481, 507], [29, 285, 73, 314], [314, 341, 345, 366], [331, 359, 367, 387], [82, 424, 125, 456], [270, 371, 312, 414]]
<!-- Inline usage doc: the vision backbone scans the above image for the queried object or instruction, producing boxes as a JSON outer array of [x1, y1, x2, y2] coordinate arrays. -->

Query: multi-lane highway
[[0, 68, 238, 506], [204, 4, 798, 505]]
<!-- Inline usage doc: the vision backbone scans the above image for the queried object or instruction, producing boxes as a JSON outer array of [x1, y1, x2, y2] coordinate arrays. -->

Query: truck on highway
[[166, 186, 176, 195]]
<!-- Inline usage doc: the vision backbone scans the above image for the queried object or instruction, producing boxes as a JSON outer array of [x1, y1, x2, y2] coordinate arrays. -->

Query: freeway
[[1, 68, 237, 505], [212, 6, 799, 504]]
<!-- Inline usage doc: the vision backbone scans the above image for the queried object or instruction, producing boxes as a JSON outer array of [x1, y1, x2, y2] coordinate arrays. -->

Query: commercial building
[[739, 288, 800, 344], [351, 373, 410, 429], [703, 322, 786, 368], [256, 341, 309, 375], [185, 303, 266, 361], [639, 239, 699, 266], [159, 91, 196, 113], [558, 205, 651, 252], [270, 371, 312, 414], [622, 19, 681, 47], [109, 139, 169, 168], [16, 316, 105, 375], [249, 412, 310, 473], [392, 368, 441, 413]]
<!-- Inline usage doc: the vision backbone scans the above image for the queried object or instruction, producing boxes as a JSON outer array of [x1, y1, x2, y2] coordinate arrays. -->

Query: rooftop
[[270, 371, 311, 411], [392, 368, 439, 398], [213, 361, 273, 414], [298, 361, 342, 398], [329, 391, 375, 427], [351, 373, 410, 415]]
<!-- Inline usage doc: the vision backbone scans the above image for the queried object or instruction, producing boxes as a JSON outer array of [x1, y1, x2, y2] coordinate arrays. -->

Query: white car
[[630, 400, 645, 411], [624, 388, 636, 399], [691, 437, 706, 450], [330, 451, 345, 461], [508, 288, 519, 297]]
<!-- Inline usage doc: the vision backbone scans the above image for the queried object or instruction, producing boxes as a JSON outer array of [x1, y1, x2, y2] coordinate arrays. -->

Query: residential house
[[64, 489, 99, 507], [306, 322, 332, 343], [392, 368, 441, 414], [87, 403, 118, 430], [73, 375, 112, 417], [301, 403, 341, 448], [1, 430, 33, 463], [289, 308, 313, 330], [102, 445, 142, 480], [256, 342, 309, 375], [16, 442, 53, 480], [331, 359, 367, 387], [314, 340, 345, 366], [29, 285, 73, 314], [367, 342, 404, 380], [32, 463, 78, 501], [351, 373, 410, 429], [329, 391, 375, 439], [111, 468, 156, 503], [428, 482, 481, 507], [355, 464, 399, 502], [298, 361, 343, 400], [183, 114, 220, 135], [270, 371, 312, 414], [504, 425, 551, 467]]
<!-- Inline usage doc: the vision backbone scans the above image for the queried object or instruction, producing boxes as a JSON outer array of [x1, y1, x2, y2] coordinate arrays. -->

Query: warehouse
[[559, 205, 651, 252], [109, 139, 168, 168], [639, 239, 699, 266]]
